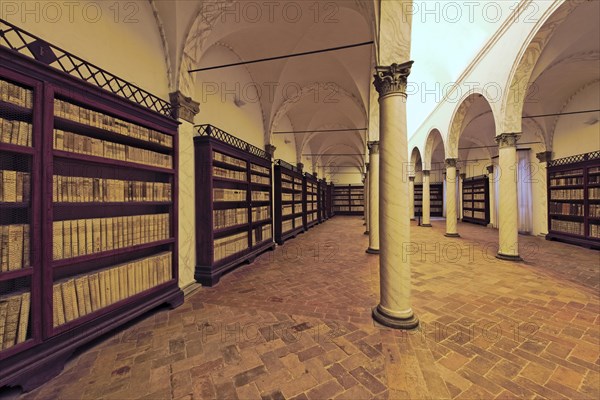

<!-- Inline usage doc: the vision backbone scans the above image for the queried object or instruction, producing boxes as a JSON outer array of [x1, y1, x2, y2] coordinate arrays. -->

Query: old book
[[85, 219, 94, 255], [61, 279, 79, 322], [18, 121, 29, 147], [63, 220, 71, 259], [2, 294, 22, 349], [88, 273, 101, 312], [0, 301, 9, 349], [99, 269, 110, 308], [17, 292, 30, 344], [109, 266, 119, 304], [53, 221, 63, 260], [0, 226, 8, 272], [71, 219, 79, 257], [2, 170, 16, 202], [81, 274, 92, 315], [92, 218, 101, 253], [74, 276, 87, 318], [106, 218, 114, 251], [15, 171, 23, 202], [53, 175, 59, 202], [77, 219, 86, 256], [22, 225, 29, 268], [52, 283, 66, 327], [126, 263, 136, 296], [118, 265, 128, 299], [8, 224, 24, 270], [54, 129, 64, 150]]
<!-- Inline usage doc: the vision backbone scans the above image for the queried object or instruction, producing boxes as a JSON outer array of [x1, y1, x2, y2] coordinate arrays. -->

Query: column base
[[444, 233, 460, 238], [366, 248, 380, 254], [410, 218, 416, 221], [364, 231, 369, 235], [372, 305, 419, 330], [421, 224, 432, 227], [496, 252, 523, 262]]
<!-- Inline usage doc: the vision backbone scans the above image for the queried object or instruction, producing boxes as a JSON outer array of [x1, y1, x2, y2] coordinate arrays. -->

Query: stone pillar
[[459, 173, 465, 220], [372, 61, 418, 329], [169, 91, 200, 290], [496, 133, 522, 261], [536, 151, 552, 235], [364, 165, 369, 230], [367, 142, 380, 253], [421, 170, 432, 227], [445, 158, 459, 237], [487, 165, 495, 227], [409, 176, 415, 220]]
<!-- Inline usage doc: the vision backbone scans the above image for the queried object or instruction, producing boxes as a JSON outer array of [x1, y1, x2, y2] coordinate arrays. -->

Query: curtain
[[517, 150, 533, 234]]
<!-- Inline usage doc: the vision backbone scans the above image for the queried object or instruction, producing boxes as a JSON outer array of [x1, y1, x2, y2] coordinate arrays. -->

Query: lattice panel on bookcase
[[196, 124, 269, 160], [0, 19, 174, 118], [548, 151, 600, 167]]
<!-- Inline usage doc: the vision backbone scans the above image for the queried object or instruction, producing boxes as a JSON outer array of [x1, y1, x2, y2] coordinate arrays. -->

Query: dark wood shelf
[[214, 223, 250, 238], [213, 176, 248, 186], [54, 117, 172, 154], [53, 150, 174, 174], [548, 198, 584, 202], [213, 159, 247, 172], [52, 238, 175, 269], [0, 267, 34, 282], [0, 202, 29, 209], [0, 142, 35, 155], [0, 99, 33, 120], [53, 201, 171, 207]]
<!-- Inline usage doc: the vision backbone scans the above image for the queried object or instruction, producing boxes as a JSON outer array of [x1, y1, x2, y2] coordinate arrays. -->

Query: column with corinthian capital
[[367, 141, 380, 253], [371, 62, 418, 329], [445, 158, 459, 237], [496, 133, 522, 261]]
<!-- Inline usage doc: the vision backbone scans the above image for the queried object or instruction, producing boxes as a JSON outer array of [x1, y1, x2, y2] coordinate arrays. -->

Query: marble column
[[372, 61, 418, 329], [409, 176, 415, 220], [459, 173, 465, 220], [421, 170, 432, 227], [496, 133, 522, 261], [364, 165, 369, 231], [367, 141, 380, 253], [536, 151, 552, 235], [169, 91, 200, 291], [487, 165, 495, 227], [445, 158, 459, 237]]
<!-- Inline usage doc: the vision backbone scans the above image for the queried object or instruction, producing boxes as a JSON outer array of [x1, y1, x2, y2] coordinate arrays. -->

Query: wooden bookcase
[[318, 179, 328, 222], [274, 160, 304, 245], [546, 151, 600, 249], [333, 184, 364, 215], [304, 173, 319, 229], [193, 125, 275, 286], [462, 176, 490, 225], [413, 183, 443, 217], [327, 183, 334, 217], [0, 34, 182, 390]]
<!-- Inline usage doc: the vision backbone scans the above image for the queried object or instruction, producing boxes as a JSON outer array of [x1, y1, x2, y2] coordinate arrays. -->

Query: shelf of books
[[333, 184, 364, 215], [274, 160, 305, 245], [546, 151, 600, 249], [462, 176, 490, 226], [194, 125, 275, 286], [304, 173, 319, 229], [318, 179, 328, 222], [413, 183, 443, 217], [326, 183, 334, 218], [1, 38, 182, 390]]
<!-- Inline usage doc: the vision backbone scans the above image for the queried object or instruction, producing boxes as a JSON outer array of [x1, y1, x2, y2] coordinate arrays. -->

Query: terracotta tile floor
[[15, 217, 600, 399]]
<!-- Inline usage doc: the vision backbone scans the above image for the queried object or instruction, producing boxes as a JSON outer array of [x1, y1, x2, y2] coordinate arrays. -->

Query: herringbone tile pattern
[[17, 217, 600, 399]]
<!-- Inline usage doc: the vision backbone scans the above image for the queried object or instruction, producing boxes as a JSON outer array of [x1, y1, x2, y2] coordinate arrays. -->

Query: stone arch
[[424, 129, 445, 171], [501, 0, 584, 134]]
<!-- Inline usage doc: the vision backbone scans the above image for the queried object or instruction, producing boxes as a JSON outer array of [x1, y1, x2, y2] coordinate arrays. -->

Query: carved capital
[[459, 173, 466, 180], [486, 165, 494, 174], [445, 158, 458, 168], [409, 176, 415, 182], [536, 151, 552, 163], [265, 144, 276, 159], [373, 61, 414, 98], [297, 162, 304, 172], [368, 141, 380, 155], [169, 91, 199, 124], [422, 170, 430, 177], [495, 133, 520, 149]]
